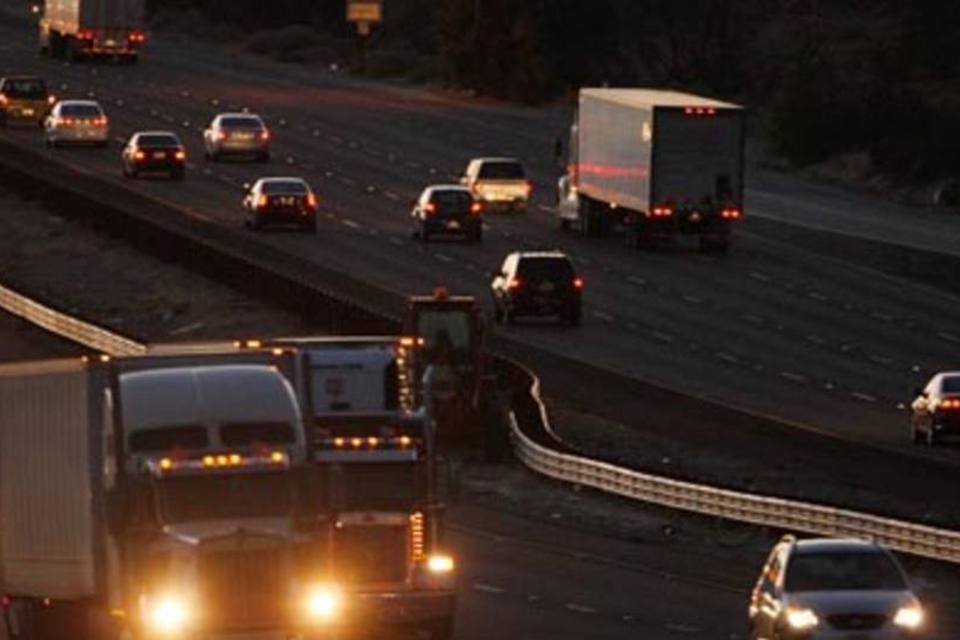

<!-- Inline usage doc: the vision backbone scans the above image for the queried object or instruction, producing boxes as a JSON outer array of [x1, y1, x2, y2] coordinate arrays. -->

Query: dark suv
[[490, 251, 583, 326], [0, 76, 54, 127], [411, 185, 483, 243]]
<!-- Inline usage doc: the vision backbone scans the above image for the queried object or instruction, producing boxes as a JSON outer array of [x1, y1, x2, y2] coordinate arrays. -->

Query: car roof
[[792, 538, 884, 555], [515, 250, 570, 260], [425, 185, 471, 193], [217, 112, 263, 120], [58, 99, 101, 107], [133, 130, 180, 138], [257, 176, 308, 184]]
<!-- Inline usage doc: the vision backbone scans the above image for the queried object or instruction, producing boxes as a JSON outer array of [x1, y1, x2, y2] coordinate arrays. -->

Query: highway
[[2, 12, 959, 468]]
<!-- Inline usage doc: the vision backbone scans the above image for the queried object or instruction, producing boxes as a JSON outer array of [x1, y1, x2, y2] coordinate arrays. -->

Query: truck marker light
[[367, 437, 379, 447], [270, 451, 286, 464], [159, 458, 173, 471], [333, 437, 346, 448], [228, 453, 242, 466], [245, 339, 262, 348], [351, 437, 363, 448], [216, 454, 228, 466], [410, 512, 425, 560], [174, 150, 186, 161], [134, 150, 146, 161], [99, 354, 111, 362], [398, 436, 412, 448], [202, 455, 215, 467]]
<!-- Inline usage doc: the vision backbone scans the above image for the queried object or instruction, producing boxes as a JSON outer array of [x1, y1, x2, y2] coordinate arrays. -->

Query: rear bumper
[[216, 141, 269, 155], [49, 126, 109, 143], [256, 207, 316, 224], [2, 104, 47, 123], [423, 218, 481, 235]]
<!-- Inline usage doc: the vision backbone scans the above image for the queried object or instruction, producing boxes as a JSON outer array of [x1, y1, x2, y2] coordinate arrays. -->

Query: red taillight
[[424, 202, 437, 216], [174, 149, 186, 161], [0, 95, 8, 106], [648, 206, 673, 218], [939, 398, 960, 410], [59, 117, 74, 126], [47, 94, 56, 105], [257, 194, 269, 208], [507, 277, 522, 291], [260, 129, 270, 141], [216, 130, 227, 141], [133, 149, 146, 161], [2, 594, 11, 609], [470, 201, 483, 215], [78, 29, 93, 40], [93, 117, 107, 127], [684, 106, 717, 116], [128, 31, 146, 42], [572, 276, 584, 290], [721, 208, 741, 219], [306, 193, 318, 208]]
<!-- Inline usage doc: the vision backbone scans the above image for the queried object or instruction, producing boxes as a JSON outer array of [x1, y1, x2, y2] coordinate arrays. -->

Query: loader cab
[[405, 288, 482, 370]]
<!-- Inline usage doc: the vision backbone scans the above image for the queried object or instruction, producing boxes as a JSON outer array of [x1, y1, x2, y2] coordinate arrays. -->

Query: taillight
[[133, 149, 146, 161], [94, 117, 107, 127], [174, 149, 186, 160], [128, 31, 146, 42], [59, 117, 74, 126], [939, 398, 960, 410], [1, 594, 10, 609], [506, 277, 522, 291], [572, 276, 584, 290], [470, 201, 483, 215], [306, 193, 318, 208], [721, 207, 741, 219], [216, 130, 227, 141], [684, 106, 717, 116], [260, 129, 270, 141], [648, 206, 673, 218], [424, 202, 437, 216], [257, 194, 269, 208], [0, 95, 8, 106], [47, 94, 56, 105]]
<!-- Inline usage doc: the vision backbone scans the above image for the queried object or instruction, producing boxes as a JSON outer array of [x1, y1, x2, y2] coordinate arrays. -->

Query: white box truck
[[558, 88, 746, 252], [38, 0, 146, 61], [0, 349, 336, 640]]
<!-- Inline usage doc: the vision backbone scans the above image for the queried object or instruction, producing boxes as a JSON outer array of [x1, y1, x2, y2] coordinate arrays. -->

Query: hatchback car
[[909, 371, 960, 445], [0, 76, 55, 127], [121, 131, 186, 179], [460, 157, 531, 213], [242, 177, 317, 232], [411, 185, 483, 243], [203, 113, 270, 162], [490, 251, 583, 326], [749, 536, 924, 640], [44, 100, 109, 147]]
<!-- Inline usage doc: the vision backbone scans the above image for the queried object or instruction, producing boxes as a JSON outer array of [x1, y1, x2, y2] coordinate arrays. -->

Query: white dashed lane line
[[807, 291, 829, 301], [472, 583, 505, 594], [937, 331, 960, 343], [805, 334, 827, 345], [665, 622, 702, 634], [652, 331, 674, 343], [564, 603, 597, 614], [592, 310, 614, 323], [749, 272, 771, 282], [780, 371, 808, 384], [627, 275, 646, 287], [388, 237, 404, 246], [342, 219, 361, 229], [851, 391, 877, 403], [714, 352, 738, 364], [434, 253, 454, 263], [383, 190, 400, 201], [741, 313, 765, 325]]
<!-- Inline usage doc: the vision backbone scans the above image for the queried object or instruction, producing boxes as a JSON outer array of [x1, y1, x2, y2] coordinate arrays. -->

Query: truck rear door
[[652, 107, 745, 207]]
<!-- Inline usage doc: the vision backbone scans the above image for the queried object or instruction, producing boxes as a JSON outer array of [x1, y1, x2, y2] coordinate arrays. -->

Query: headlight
[[785, 607, 819, 630], [426, 554, 455, 574], [143, 595, 189, 634], [893, 604, 924, 629], [304, 585, 341, 621]]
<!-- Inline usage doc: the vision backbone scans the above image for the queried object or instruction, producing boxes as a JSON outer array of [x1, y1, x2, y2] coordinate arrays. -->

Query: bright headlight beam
[[426, 554, 455, 574], [893, 604, 924, 629], [305, 586, 341, 620], [145, 596, 188, 634], [785, 607, 819, 630]]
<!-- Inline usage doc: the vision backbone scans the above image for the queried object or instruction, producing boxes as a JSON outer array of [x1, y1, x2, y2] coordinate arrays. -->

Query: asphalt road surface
[[1, 14, 960, 471]]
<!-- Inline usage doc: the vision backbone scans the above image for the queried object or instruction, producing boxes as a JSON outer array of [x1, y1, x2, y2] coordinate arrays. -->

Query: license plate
[[280, 197, 295, 205], [235, 132, 252, 140], [538, 282, 556, 293], [106, 39, 115, 46], [22, 108, 34, 116], [152, 151, 166, 159], [446, 220, 461, 230], [689, 212, 702, 222]]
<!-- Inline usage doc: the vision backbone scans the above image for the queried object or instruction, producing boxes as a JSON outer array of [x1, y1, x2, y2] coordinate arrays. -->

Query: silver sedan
[[203, 113, 270, 162]]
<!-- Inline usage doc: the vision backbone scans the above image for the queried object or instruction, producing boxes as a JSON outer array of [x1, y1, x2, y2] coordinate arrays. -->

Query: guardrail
[[5, 275, 960, 565], [0, 283, 146, 356], [507, 363, 960, 565]]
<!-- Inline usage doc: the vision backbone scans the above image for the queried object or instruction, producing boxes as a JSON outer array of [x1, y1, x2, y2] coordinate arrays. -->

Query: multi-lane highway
[[3, 11, 959, 468]]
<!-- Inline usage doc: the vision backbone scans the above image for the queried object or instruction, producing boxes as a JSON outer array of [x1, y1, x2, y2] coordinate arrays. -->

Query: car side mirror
[[459, 176, 468, 186], [242, 182, 251, 191]]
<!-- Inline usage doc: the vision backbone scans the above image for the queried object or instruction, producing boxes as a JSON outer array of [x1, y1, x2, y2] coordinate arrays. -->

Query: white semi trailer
[[558, 88, 746, 252], [38, 0, 146, 61]]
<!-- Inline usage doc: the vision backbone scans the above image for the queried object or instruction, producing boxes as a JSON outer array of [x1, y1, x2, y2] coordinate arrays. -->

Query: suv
[[0, 76, 54, 127], [411, 185, 483, 243], [749, 536, 924, 640], [460, 157, 531, 213], [490, 251, 583, 326]]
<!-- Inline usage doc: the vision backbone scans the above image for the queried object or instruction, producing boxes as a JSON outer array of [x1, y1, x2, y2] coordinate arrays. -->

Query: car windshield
[[61, 104, 102, 117], [941, 376, 960, 394], [129, 425, 209, 452], [4, 79, 46, 98], [517, 257, 574, 282], [479, 161, 525, 179], [262, 180, 308, 195], [221, 116, 263, 129], [785, 551, 907, 592], [431, 190, 473, 211], [157, 472, 293, 523], [417, 310, 473, 355], [338, 463, 421, 510], [137, 134, 180, 147]]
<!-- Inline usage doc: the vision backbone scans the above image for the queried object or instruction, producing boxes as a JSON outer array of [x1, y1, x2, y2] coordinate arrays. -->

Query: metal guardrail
[[507, 364, 960, 565], [5, 276, 960, 565], [0, 283, 146, 356]]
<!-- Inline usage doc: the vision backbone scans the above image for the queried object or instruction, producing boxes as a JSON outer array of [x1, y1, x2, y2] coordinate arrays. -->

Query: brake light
[[216, 130, 227, 141], [47, 94, 56, 105], [0, 95, 7, 106], [721, 208, 741, 219], [174, 149, 186, 160], [128, 31, 146, 42], [572, 276, 584, 290], [78, 29, 93, 40], [424, 202, 437, 216], [684, 106, 717, 116], [306, 193, 318, 208], [939, 398, 960, 410], [59, 117, 74, 126], [257, 194, 269, 208], [1, 594, 10, 610], [93, 117, 107, 127], [133, 149, 146, 161], [260, 129, 270, 141], [470, 201, 483, 215], [648, 205, 673, 218], [507, 277, 522, 291]]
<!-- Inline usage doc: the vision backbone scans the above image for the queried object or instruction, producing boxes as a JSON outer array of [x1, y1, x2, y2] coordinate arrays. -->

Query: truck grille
[[827, 613, 887, 630], [200, 548, 288, 630], [335, 525, 408, 584]]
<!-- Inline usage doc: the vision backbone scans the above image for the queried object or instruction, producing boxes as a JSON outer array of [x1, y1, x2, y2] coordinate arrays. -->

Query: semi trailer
[[38, 0, 146, 61]]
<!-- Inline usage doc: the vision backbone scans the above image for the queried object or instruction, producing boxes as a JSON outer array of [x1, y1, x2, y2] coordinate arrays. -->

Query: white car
[[460, 157, 531, 213], [203, 113, 270, 162], [44, 100, 109, 147]]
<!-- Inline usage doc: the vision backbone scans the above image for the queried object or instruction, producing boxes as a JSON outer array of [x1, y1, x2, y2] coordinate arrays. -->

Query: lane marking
[[851, 391, 877, 403], [434, 253, 453, 263], [870, 310, 894, 322], [807, 291, 829, 301], [342, 219, 361, 229], [937, 331, 960, 343], [780, 371, 807, 384], [592, 310, 614, 323], [564, 603, 597, 614], [627, 275, 646, 287], [472, 583, 504, 594], [652, 331, 674, 343], [665, 622, 701, 634], [806, 334, 827, 345], [749, 271, 771, 282], [389, 237, 404, 246], [682, 295, 703, 304], [339, 176, 356, 186], [741, 313, 764, 324], [869, 354, 894, 365], [715, 352, 738, 364], [383, 190, 400, 201]]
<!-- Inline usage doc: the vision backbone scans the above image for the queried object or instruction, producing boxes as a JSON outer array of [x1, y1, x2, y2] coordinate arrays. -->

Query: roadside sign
[[346, 1, 382, 23]]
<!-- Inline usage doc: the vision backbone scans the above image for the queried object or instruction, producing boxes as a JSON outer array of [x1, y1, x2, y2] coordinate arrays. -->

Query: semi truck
[[38, 0, 146, 61], [0, 348, 327, 640], [558, 88, 746, 252]]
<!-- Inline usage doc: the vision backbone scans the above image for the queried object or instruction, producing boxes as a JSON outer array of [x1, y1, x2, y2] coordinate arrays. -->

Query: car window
[[137, 134, 181, 147], [3, 79, 46, 98], [221, 116, 264, 129], [60, 104, 103, 118], [262, 180, 308, 195], [941, 376, 960, 394], [431, 190, 472, 209], [418, 310, 473, 354], [517, 257, 574, 281], [785, 551, 906, 592], [478, 161, 525, 180]]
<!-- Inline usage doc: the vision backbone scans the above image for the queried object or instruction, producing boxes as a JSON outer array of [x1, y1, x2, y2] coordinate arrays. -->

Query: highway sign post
[[346, 0, 382, 70]]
